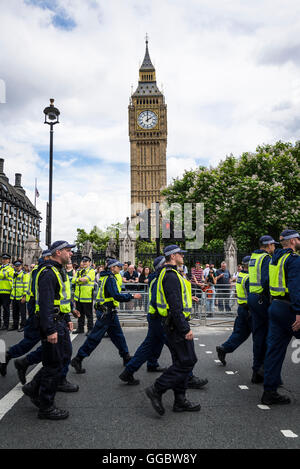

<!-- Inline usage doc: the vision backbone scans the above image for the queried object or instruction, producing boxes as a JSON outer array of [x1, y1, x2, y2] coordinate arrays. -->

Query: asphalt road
[[0, 324, 299, 449]]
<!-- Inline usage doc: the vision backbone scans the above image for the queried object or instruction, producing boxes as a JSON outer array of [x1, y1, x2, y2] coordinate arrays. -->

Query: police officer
[[8, 260, 29, 332], [0, 253, 14, 330], [72, 255, 95, 335], [21, 240, 76, 420], [261, 229, 300, 405], [71, 259, 141, 374], [145, 245, 200, 416], [119, 256, 167, 385], [0, 250, 51, 377], [216, 256, 252, 365], [248, 235, 278, 383]]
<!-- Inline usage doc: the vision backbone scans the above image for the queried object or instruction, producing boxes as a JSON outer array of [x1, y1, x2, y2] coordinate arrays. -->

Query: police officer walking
[[71, 259, 141, 374], [21, 240, 76, 420], [261, 229, 300, 405], [9, 260, 29, 332], [119, 256, 167, 385], [248, 235, 278, 383], [145, 245, 200, 416], [216, 256, 252, 365], [72, 255, 95, 335], [0, 253, 14, 330]]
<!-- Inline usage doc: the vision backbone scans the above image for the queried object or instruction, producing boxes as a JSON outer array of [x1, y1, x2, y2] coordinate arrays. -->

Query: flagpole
[[34, 178, 37, 207]]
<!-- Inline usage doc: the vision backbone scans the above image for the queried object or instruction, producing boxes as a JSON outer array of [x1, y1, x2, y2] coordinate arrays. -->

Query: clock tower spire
[[129, 36, 167, 222]]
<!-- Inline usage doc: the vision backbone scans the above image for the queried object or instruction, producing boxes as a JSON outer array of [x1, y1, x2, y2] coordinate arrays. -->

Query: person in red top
[[191, 261, 204, 285]]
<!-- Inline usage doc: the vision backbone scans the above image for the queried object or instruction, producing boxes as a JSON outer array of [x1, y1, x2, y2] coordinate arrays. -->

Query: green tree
[[162, 141, 300, 252], [75, 223, 122, 251]]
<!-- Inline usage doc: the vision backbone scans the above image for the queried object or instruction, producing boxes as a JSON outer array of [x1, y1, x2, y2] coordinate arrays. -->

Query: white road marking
[[205, 351, 213, 354], [225, 371, 235, 375], [281, 430, 298, 438], [0, 333, 78, 422], [214, 359, 221, 363], [199, 344, 206, 347], [257, 405, 270, 410], [193, 338, 199, 340], [239, 385, 249, 390]]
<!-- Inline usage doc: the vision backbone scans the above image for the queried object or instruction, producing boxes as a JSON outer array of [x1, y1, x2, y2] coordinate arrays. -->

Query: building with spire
[[128, 36, 167, 220], [0, 158, 41, 259]]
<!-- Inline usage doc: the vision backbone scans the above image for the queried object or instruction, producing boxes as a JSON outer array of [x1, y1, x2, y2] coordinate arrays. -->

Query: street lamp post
[[43, 99, 60, 248]]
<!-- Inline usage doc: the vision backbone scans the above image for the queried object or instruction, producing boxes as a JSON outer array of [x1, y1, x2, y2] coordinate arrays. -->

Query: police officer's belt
[[271, 297, 291, 305]]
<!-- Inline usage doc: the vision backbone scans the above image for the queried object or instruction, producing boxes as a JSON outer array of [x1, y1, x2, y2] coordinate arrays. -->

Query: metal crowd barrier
[[105, 282, 238, 326]]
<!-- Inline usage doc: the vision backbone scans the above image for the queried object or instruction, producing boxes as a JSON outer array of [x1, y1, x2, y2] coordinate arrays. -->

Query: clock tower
[[129, 37, 167, 220]]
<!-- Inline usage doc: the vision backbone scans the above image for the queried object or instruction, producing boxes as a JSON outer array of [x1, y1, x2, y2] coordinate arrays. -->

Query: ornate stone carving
[[23, 235, 42, 266]]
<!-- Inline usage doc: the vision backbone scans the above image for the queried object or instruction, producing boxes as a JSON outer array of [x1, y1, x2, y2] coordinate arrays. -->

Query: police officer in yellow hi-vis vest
[[9, 260, 29, 332], [261, 229, 300, 405], [145, 245, 200, 416], [72, 255, 95, 335], [248, 235, 278, 384], [21, 240, 76, 420], [71, 259, 141, 374], [0, 253, 14, 330], [216, 256, 252, 366]]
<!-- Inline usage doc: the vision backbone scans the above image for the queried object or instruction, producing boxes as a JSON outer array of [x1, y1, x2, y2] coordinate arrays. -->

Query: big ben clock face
[[137, 110, 158, 129]]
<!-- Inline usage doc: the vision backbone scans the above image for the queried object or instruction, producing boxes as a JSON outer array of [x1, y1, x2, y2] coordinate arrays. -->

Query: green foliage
[[162, 141, 300, 252], [75, 223, 122, 251]]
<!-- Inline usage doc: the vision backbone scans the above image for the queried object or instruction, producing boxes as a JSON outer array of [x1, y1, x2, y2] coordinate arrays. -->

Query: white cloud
[[1, 0, 300, 246]]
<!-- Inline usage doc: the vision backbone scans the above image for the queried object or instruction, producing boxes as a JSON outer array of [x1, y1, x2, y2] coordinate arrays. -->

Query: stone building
[[0, 158, 41, 259], [129, 37, 167, 220]]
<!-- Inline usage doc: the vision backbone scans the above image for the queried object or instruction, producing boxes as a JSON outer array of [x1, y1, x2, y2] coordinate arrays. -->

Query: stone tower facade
[[129, 38, 167, 219]]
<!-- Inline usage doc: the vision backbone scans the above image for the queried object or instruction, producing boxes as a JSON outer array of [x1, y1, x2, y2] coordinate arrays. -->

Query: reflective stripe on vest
[[235, 272, 249, 304], [96, 274, 121, 308], [35, 266, 71, 314], [156, 267, 192, 318], [269, 253, 291, 296], [248, 252, 270, 293]]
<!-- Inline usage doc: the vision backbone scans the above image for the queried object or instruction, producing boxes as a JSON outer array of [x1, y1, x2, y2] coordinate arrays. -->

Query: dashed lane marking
[[0, 333, 78, 422], [281, 430, 298, 438]]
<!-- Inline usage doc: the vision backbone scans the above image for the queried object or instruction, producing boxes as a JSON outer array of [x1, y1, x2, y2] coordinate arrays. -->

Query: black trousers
[[154, 326, 197, 396], [77, 302, 94, 331], [0, 294, 11, 327], [32, 320, 72, 410], [12, 299, 27, 328]]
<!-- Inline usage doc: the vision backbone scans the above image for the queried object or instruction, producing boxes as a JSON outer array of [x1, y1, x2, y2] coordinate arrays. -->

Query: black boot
[[145, 384, 165, 415], [119, 368, 140, 385], [38, 406, 69, 420], [123, 353, 132, 366], [173, 394, 201, 412], [261, 390, 291, 405], [0, 352, 11, 377], [187, 375, 208, 389], [251, 371, 264, 384], [57, 378, 79, 392], [14, 357, 30, 384], [216, 346, 227, 366], [70, 356, 86, 374], [147, 366, 167, 372]]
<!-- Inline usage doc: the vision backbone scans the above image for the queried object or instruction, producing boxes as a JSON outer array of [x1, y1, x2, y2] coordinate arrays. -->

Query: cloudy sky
[[0, 0, 299, 247]]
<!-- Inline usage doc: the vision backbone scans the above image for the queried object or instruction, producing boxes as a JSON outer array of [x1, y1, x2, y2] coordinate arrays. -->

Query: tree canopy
[[162, 141, 300, 252], [75, 223, 121, 251]]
